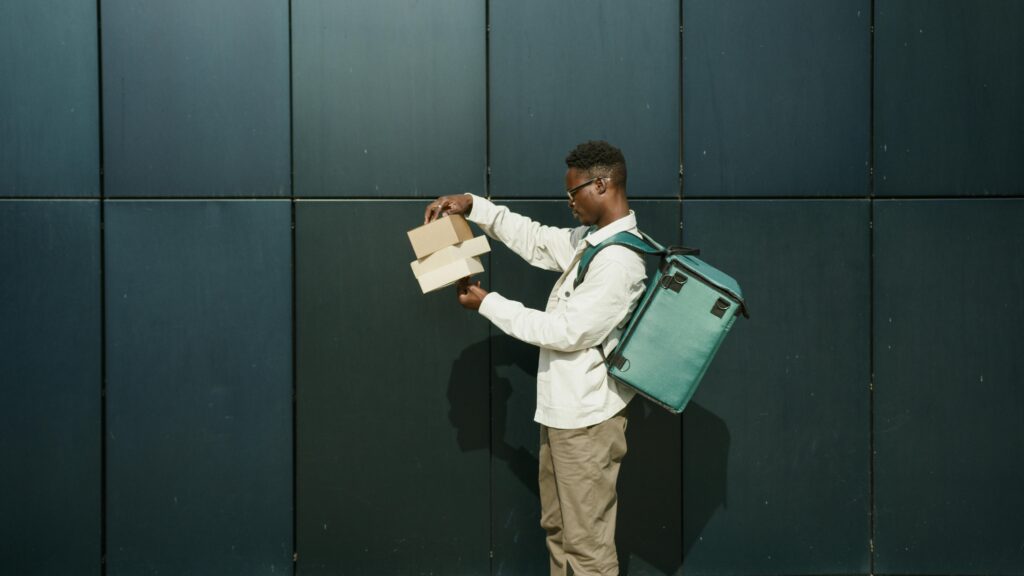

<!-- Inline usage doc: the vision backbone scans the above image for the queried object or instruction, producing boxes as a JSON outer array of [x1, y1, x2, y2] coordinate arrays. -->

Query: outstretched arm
[[474, 255, 644, 353], [423, 194, 580, 272]]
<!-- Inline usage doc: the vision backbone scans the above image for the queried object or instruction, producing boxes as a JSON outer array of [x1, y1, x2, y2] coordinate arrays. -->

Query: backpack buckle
[[710, 297, 731, 318], [607, 352, 630, 371], [659, 272, 687, 293]]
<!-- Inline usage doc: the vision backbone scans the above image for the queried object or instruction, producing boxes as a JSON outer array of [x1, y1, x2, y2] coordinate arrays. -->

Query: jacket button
[[564, 291, 570, 297]]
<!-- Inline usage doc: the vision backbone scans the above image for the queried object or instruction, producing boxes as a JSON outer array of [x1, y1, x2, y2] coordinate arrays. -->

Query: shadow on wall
[[446, 336, 731, 575], [447, 337, 538, 492], [682, 402, 731, 559]]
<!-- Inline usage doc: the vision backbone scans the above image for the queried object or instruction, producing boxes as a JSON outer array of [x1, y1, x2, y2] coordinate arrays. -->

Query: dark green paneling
[[485, 203, 556, 576], [875, 1, 1024, 196], [489, 1, 680, 198], [295, 201, 489, 575], [683, 0, 870, 197], [681, 200, 870, 574], [0, 2, 98, 196], [0, 201, 100, 575], [874, 200, 1024, 574], [292, 1, 485, 198], [101, 0, 290, 197], [487, 199, 682, 575], [104, 201, 292, 575]]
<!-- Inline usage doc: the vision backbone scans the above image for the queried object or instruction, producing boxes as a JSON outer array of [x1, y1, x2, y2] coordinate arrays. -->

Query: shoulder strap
[[575, 231, 696, 289]]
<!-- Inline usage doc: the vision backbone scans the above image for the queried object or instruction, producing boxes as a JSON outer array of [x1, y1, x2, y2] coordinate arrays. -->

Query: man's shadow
[[446, 336, 538, 489], [615, 395, 729, 574], [446, 336, 730, 575]]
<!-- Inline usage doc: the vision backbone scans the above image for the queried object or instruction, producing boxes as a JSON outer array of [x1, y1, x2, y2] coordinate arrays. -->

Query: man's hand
[[424, 194, 473, 224], [457, 277, 488, 311]]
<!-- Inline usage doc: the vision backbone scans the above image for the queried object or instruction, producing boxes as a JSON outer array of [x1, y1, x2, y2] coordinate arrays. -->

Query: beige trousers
[[538, 410, 628, 576]]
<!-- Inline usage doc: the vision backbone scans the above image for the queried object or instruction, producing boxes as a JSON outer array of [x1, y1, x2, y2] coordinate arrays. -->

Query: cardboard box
[[414, 256, 484, 294], [407, 214, 474, 259], [410, 235, 491, 277]]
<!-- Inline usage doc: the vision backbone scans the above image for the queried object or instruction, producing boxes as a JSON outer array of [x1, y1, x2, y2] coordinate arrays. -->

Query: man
[[424, 140, 646, 576]]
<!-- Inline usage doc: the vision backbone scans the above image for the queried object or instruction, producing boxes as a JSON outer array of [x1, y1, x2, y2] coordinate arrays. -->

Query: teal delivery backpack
[[576, 231, 748, 413]]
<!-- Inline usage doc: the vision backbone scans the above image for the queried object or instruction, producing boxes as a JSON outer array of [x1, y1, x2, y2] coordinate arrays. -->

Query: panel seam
[[869, 0, 877, 573], [485, 2, 495, 571], [96, 0, 108, 573], [678, 0, 687, 568], [288, 0, 299, 571]]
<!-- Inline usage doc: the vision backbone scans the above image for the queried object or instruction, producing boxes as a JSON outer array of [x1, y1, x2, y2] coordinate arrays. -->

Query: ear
[[596, 177, 608, 194]]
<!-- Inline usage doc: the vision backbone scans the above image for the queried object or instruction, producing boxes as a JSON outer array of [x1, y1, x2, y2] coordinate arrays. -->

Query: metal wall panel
[[683, 0, 871, 197], [295, 201, 489, 575], [486, 199, 682, 575], [0, 2, 99, 197], [104, 201, 292, 575], [874, 200, 1024, 574], [100, 0, 290, 197], [485, 202, 562, 576], [0, 201, 101, 575], [875, 1, 1024, 196], [681, 200, 870, 574], [292, 0, 485, 198], [489, 1, 680, 198]]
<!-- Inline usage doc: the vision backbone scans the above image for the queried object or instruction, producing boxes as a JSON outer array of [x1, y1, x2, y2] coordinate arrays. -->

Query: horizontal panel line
[[684, 196, 871, 202], [0, 195, 677, 201], [101, 197, 292, 201], [4, 194, 1023, 201], [0, 197, 291, 202], [872, 194, 1024, 201], [296, 196, 680, 202], [684, 194, 1024, 201], [0, 197, 103, 202], [490, 197, 681, 201]]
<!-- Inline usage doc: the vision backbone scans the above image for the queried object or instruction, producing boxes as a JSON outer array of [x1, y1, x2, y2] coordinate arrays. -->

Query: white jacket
[[467, 194, 647, 429]]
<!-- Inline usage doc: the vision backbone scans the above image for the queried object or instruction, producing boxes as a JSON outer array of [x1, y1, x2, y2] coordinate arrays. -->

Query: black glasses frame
[[565, 177, 607, 201]]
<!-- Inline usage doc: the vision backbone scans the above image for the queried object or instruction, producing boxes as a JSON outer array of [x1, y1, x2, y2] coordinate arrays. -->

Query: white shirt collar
[[584, 210, 640, 246]]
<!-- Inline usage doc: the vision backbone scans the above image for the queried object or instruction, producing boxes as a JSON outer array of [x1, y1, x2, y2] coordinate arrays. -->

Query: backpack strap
[[574, 230, 696, 289]]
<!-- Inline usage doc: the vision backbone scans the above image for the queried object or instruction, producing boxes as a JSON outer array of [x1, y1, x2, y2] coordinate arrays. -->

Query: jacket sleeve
[[464, 194, 581, 273], [478, 254, 645, 352]]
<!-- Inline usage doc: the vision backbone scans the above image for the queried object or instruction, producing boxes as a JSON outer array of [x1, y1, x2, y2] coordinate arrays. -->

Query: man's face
[[565, 167, 602, 226]]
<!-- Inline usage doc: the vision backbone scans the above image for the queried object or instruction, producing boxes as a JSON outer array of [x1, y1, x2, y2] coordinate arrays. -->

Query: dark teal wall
[[1, 1, 1022, 576], [100, 0, 291, 197], [682, 200, 872, 574], [0, 201, 101, 575], [0, 1, 99, 196], [103, 201, 293, 575]]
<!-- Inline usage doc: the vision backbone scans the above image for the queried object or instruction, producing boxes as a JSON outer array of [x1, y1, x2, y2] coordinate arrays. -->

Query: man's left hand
[[457, 277, 488, 311]]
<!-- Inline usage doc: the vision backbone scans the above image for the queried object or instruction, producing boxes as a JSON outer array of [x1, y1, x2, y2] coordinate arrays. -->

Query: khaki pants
[[539, 410, 628, 576]]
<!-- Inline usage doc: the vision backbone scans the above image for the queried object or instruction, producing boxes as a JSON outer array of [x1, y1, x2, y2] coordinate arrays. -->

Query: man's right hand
[[424, 194, 473, 224], [456, 277, 488, 311]]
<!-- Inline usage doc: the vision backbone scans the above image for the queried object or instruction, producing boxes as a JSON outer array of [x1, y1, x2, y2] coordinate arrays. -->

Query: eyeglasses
[[565, 177, 607, 201]]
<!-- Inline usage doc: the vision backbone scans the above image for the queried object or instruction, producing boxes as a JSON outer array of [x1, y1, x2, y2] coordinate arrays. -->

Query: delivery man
[[424, 140, 647, 576]]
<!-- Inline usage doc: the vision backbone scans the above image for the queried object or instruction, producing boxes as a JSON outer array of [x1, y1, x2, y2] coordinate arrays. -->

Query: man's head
[[565, 140, 627, 187], [564, 140, 629, 227]]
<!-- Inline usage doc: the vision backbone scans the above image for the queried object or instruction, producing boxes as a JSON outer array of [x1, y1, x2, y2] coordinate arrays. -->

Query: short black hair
[[565, 140, 627, 186]]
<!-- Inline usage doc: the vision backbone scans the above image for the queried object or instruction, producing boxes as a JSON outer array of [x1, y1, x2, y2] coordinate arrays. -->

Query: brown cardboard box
[[414, 256, 485, 294], [409, 235, 491, 278], [406, 214, 475, 259]]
